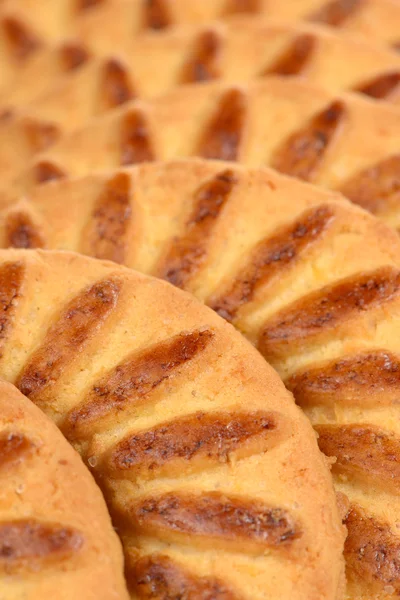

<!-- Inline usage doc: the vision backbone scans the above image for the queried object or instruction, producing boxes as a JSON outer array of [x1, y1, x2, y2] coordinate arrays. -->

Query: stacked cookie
[[0, 1, 400, 599]]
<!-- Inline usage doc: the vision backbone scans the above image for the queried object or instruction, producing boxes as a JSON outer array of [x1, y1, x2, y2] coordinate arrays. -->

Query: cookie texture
[[0, 379, 129, 600], [0, 248, 345, 600], [2, 159, 400, 598], [4, 78, 400, 231], [1, 18, 400, 116], [2, 0, 399, 52]]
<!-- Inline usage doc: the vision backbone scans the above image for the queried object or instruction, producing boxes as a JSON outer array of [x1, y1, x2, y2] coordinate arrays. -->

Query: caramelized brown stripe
[[345, 504, 400, 593], [259, 267, 400, 360], [17, 278, 121, 400], [2, 17, 41, 60], [197, 89, 247, 161], [63, 330, 214, 440], [340, 155, 400, 215], [24, 119, 60, 153], [101, 59, 135, 110], [59, 42, 90, 72], [144, 0, 171, 30], [0, 432, 35, 470], [181, 30, 222, 84], [210, 205, 335, 322], [307, 0, 363, 27], [317, 424, 400, 492], [127, 554, 239, 600], [77, 0, 105, 10], [0, 520, 83, 570], [354, 72, 400, 100], [5, 211, 45, 249], [106, 410, 281, 480], [288, 351, 400, 408], [82, 172, 132, 264], [34, 160, 67, 185], [224, 0, 262, 15], [265, 34, 316, 77], [120, 110, 155, 166], [271, 101, 345, 182], [0, 262, 24, 358], [393, 41, 400, 53], [157, 170, 238, 288], [129, 492, 300, 553]]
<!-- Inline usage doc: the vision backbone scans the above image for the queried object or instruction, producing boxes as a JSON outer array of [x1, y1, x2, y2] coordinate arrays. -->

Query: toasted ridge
[[345, 505, 400, 595], [100, 58, 136, 111], [271, 100, 346, 182], [5, 209, 45, 249], [63, 329, 214, 440], [2, 16, 41, 60], [0, 520, 84, 570], [120, 109, 155, 166], [180, 29, 222, 84], [81, 171, 132, 264], [127, 553, 239, 599], [308, 0, 362, 27], [265, 33, 317, 76], [197, 88, 247, 161], [287, 350, 400, 408], [210, 205, 335, 322], [144, 0, 172, 30], [259, 267, 400, 361], [104, 410, 282, 480], [0, 261, 24, 358], [128, 491, 301, 553], [33, 159, 66, 184], [353, 71, 400, 100], [157, 169, 238, 287], [17, 277, 121, 401], [340, 155, 400, 216], [0, 431, 35, 469]]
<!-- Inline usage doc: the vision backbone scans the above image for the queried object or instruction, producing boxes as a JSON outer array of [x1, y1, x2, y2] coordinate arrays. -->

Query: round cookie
[[0, 380, 129, 600], [0, 248, 345, 600]]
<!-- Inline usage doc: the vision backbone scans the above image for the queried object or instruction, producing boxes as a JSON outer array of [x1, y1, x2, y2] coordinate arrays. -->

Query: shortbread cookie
[[2, 0, 399, 55], [1, 159, 400, 598], [5, 78, 400, 230], [71, 0, 400, 53], [2, 19, 400, 121], [0, 0, 115, 86], [0, 380, 129, 600], [0, 248, 345, 600]]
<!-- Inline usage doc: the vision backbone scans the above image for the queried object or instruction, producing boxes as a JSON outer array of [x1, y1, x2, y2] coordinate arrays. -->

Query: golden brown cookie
[[1, 159, 400, 598], [62, 0, 400, 53], [3, 17, 400, 116], [5, 77, 400, 230], [0, 0, 115, 87], [2, 19, 400, 120], [0, 248, 345, 600], [0, 379, 129, 600], [2, 0, 399, 64]]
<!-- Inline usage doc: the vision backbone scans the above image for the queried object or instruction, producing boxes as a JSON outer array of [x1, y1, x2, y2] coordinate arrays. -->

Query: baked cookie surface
[[1, 159, 400, 598], [4, 78, 400, 230], [0, 248, 345, 600], [1, 18, 400, 115], [0, 379, 129, 600], [2, 0, 399, 49]]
